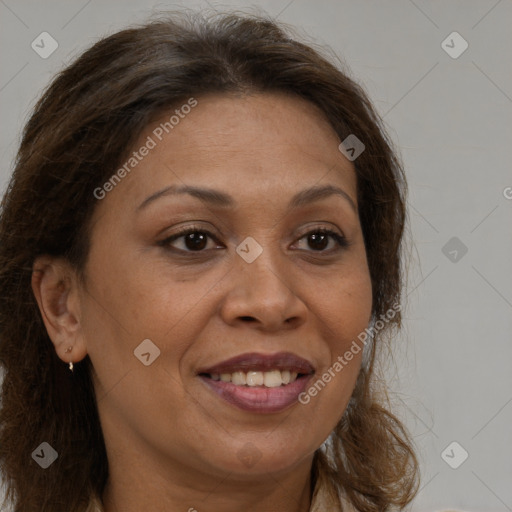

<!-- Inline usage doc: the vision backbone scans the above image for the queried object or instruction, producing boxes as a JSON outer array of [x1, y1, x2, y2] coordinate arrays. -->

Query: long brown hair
[[0, 9, 419, 511]]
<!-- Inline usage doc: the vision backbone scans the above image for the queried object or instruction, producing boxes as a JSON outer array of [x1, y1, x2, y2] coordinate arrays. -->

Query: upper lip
[[197, 351, 315, 375]]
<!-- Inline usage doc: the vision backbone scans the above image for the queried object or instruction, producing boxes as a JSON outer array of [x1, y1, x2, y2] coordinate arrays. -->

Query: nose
[[219, 246, 307, 332]]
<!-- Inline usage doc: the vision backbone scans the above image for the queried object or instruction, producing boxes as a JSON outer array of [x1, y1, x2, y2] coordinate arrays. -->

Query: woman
[[0, 10, 420, 512]]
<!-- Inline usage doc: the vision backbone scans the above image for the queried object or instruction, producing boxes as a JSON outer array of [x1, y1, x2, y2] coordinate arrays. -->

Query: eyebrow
[[136, 183, 357, 213]]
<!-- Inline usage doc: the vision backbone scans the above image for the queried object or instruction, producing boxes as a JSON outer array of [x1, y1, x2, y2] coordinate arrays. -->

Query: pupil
[[186, 232, 207, 251], [309, 233, 327, 251]]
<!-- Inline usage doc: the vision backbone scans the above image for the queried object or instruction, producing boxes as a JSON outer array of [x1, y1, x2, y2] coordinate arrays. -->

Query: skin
[[32, 92, 373, 512]]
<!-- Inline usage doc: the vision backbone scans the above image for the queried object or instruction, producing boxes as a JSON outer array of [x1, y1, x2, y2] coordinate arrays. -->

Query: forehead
[[148, 92, 346, 166], [95, 92, 358, 216]]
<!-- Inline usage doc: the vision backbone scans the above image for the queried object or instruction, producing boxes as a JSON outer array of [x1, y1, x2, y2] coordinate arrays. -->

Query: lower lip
[[198, 375, 312, 414]]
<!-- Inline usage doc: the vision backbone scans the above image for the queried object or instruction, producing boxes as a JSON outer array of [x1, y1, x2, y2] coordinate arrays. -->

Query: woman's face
[[80, 92, 372, 480]]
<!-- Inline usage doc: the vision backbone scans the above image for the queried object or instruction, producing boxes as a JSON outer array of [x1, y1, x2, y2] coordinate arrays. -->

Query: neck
[[101, 456, 314, 512]]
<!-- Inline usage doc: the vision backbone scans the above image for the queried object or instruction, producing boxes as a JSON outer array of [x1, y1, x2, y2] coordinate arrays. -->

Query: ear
[[31, 255, 88, 365]]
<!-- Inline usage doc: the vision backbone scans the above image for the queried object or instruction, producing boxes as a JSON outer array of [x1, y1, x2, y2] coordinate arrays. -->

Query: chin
[[207, 441, 312, 478]]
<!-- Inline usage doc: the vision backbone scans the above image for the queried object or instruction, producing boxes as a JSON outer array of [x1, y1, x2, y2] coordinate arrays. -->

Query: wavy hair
[[0, 9, 419, 511]]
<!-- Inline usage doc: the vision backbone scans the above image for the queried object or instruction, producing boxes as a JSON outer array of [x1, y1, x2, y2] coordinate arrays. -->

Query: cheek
[[304, 262, 372, 407], [317, 262, 373, 343], [81, 254, 229, 398]]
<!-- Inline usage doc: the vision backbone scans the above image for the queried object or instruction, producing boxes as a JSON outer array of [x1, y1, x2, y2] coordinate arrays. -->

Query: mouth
[[196, 352, 315, 413], [197, 351, 315, 385], [201, 369, 306, 387]]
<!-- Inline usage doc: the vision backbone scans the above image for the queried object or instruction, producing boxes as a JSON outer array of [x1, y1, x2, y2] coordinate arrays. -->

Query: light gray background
[[1, 1, 511, 511]]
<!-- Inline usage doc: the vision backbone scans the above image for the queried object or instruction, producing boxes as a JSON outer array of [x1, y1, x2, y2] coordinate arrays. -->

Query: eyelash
[[158, 225, 350, 255]]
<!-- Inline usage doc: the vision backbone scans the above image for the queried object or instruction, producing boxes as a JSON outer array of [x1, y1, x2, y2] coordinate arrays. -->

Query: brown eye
[[180, 232, 209, 251], [295, 229, 349, 252], [159, 227, 349, 256], [160, 228, 221, 252]]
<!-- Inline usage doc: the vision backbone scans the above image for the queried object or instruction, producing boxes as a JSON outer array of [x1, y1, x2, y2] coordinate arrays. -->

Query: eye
[[159, 226, 222, 253], [294, 228, 349, 253], [159, 226, 349, 255]]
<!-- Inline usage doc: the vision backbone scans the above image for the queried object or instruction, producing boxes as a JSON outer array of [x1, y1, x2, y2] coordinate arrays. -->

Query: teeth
[[231, 371, 246, 385], [208, 369, 300, 387], [246, 371, 264, 386], [263, 370, 282, 388]]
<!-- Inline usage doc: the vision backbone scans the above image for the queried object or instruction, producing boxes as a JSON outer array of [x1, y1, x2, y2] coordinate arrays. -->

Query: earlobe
[[31, 255, 88, 365]]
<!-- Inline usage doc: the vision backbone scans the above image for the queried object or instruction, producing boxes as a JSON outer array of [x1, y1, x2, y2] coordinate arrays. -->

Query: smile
[[197, 352, 315, 413]]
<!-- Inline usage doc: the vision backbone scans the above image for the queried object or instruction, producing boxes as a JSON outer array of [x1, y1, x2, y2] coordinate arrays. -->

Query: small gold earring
[[65, 346, 73, 372]]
